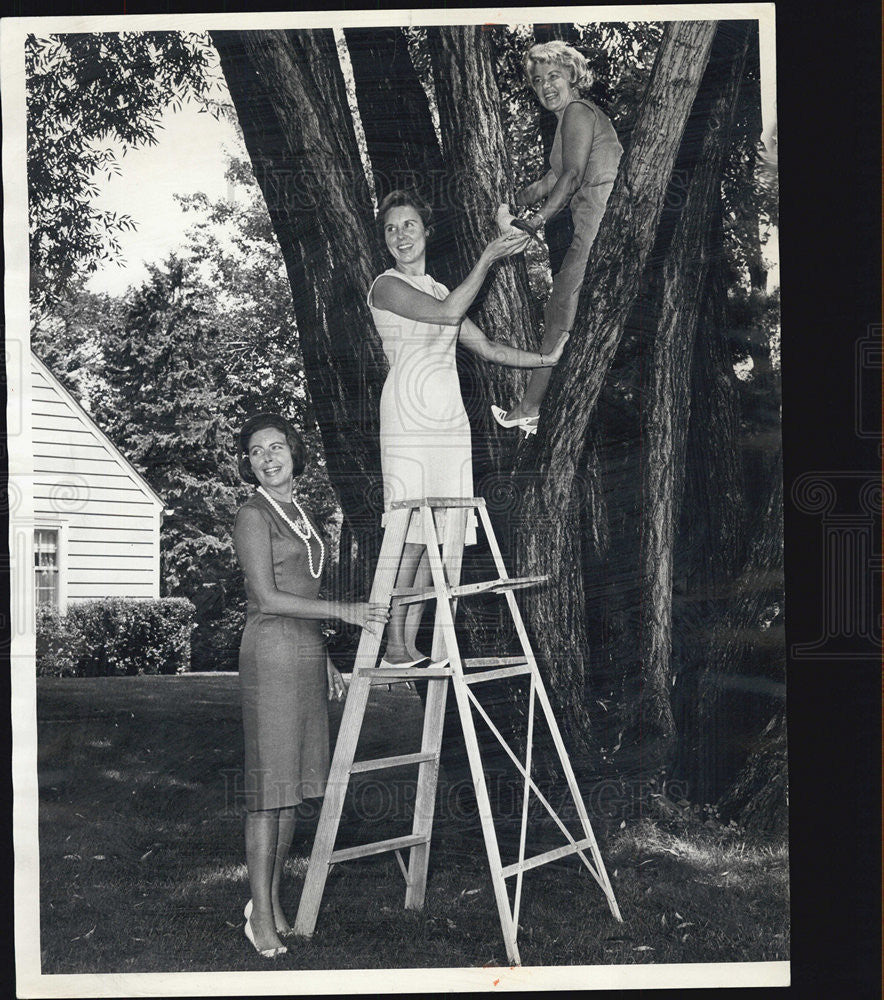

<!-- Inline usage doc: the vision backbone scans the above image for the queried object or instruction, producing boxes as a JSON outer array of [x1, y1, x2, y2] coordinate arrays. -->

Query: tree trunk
[[426, 26, 538, 485], [511, 20, 718, 746], [718, 708, 787, 836], [681, 247, 746, 596], [638, 23, 751, 773], [213, 29, 387, 594], [670, 242, 746, 786], [342, 27, 461, 293], [342, 26, 442, 201], [698, 447, 784, 806]]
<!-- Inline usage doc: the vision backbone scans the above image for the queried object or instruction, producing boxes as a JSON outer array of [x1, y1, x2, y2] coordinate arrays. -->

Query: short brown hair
[[376, 189, 434, 239], [237, 412, 306, 485]]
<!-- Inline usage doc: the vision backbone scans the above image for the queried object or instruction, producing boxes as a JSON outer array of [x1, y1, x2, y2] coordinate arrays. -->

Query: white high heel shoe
[[491, 405, 538, 436], [378, 655, 430, 670], [244, 899, 287, 958]]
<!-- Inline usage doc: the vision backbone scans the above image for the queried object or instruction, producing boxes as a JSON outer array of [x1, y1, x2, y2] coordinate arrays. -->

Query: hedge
[[36, 598, 195, 677]]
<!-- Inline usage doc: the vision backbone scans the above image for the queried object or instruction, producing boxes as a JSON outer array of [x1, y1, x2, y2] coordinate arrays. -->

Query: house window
[[34, 528, 60, 608]]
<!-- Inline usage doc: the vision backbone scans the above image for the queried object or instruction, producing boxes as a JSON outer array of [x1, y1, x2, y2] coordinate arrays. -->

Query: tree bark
[[698, 447, 784, 806], [638, 23, 751, 772], [681, 247, 746, 596], [342, 26, 443, 202], [426, 26, 538, 484], [213, 29, 387, 595], [510, 20, 718, 745], [343, 27, 461, 293]]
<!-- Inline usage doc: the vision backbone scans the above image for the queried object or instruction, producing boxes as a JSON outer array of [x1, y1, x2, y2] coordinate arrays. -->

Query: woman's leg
[[507, 186, 614, 420], [506, 323, 566, 419], [404, 548, 431, 659], [245, 808, 286, 951], [270, 805, 297, 933], [384, 541, 425, 662]]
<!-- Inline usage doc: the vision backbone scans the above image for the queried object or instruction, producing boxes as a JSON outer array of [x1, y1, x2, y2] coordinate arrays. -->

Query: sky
[[85, 102, 246, 296]]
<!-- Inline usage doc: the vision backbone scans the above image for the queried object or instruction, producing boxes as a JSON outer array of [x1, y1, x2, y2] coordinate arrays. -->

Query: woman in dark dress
[[233, 412, 388, 957]]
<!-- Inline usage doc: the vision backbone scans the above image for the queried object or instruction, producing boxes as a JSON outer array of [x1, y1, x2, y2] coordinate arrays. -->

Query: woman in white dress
[[367, 190, 569, 667]]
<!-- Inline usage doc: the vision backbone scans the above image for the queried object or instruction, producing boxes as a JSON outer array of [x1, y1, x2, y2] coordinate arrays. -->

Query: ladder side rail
[[405, 503, 467, 907], [293, 669, 376, 936], [475, 504, 622, 919], [422, 504, 522, 966], [512, 671, 536, 930], [294, 507, 413, 937]]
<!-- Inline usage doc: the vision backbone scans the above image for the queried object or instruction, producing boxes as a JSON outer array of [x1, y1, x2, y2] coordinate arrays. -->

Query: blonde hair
[[523, 41, 592, 90]]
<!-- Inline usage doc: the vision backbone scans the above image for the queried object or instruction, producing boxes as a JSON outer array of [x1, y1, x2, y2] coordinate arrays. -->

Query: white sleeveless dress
[[367, 269, 477, 546]]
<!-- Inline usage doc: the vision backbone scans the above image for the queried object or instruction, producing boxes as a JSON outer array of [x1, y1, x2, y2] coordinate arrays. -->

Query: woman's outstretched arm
[[458, 317, 569, 368], [370, 231, 528, 326]]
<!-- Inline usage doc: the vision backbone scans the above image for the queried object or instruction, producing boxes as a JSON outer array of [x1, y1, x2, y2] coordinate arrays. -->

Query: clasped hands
[[495, 203, 543, 244]]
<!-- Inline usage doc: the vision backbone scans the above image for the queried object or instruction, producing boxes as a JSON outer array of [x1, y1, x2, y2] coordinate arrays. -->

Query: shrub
[[35, 605, 80, 677], [35, 598, 195, 677], [191, 603, 246, 672]]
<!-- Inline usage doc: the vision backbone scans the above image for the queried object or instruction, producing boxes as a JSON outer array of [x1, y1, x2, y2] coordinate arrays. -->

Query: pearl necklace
[[257, 486, 325, 579]]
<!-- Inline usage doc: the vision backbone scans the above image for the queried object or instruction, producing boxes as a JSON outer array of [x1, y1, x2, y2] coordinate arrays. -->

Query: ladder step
[[357, 666, 453, 682], [393, 575, 548, 606], [388, 497, 486, 510], [330, 833, 429, 864], [350, 751, 437, 774], [463, 664, 533, 685], [464, 656, 528, 669], [500, 837, 595, 878]]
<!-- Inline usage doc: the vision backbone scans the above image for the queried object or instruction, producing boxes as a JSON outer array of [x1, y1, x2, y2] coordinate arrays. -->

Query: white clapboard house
[[30, 352, 165, 612]]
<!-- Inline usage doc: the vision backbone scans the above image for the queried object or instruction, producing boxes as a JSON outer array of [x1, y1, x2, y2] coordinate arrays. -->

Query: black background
[[2, 1, 880, 996]]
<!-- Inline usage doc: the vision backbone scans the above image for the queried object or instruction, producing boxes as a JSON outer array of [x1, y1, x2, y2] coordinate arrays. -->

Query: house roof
[[31, 351, 166, 512]]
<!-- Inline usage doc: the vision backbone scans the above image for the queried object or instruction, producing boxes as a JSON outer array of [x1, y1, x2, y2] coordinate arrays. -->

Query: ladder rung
[[350, 751, 437, 773], [463, 664, 533, 685], [330, 833, 428, 864], [393, 575, 548, 606], [464, 656, 528, 669], [501, 837, 595, 878], [388, 497, 485, 510], [358, 666, 453, 681], [485, 574, 548, 593]]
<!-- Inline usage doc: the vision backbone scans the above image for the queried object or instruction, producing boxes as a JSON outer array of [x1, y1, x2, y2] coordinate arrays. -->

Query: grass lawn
[[36, 674, 789, 973]]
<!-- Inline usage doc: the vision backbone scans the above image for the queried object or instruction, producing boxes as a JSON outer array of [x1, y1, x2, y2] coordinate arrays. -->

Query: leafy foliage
[[36, 166, 341, 669], [30, 280, 123, 409], [26, 30, 224, 311], [91, 256, 247, 622], [36, 597, 194, 676]]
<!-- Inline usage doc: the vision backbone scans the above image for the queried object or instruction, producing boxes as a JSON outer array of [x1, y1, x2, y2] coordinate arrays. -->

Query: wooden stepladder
[[293, 497, 622, 964]]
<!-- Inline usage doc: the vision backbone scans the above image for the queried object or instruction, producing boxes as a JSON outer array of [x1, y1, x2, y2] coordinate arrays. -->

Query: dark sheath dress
[[236, 492, 329, 811]]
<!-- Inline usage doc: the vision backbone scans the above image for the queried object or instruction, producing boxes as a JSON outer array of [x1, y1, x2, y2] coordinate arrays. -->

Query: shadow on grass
[[37, 675, 788, 973]]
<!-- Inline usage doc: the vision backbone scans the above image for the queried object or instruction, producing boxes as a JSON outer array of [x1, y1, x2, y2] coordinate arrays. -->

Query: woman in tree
[[492, 40, 623, 430], [368, 190, 568, 668], [233, 412, 389, 957]]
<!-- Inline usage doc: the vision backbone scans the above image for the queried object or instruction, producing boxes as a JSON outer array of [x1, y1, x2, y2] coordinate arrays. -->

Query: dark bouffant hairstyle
[[238, 412, 306, 486], [376, 189, 433, 239]]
